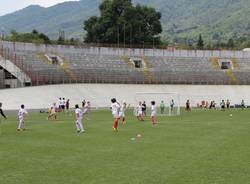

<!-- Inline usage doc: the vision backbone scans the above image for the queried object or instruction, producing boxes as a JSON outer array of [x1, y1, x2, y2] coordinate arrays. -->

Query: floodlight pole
[[117, 27, 120, 48], [123, 23, 126, 49]]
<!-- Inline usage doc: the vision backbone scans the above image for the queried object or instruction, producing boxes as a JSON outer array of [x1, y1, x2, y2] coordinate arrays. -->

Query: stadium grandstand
[[1, 41, 250, 89]]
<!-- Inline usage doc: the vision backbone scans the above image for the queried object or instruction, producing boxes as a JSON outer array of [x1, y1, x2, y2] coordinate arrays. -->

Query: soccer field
[[0, 109, 250, 184]]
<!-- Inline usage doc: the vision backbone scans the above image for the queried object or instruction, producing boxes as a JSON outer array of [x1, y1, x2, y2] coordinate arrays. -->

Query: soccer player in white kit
[[17, 104, 28, 131], [58, 98, 62, 110], [137, 101, 144, 121], [75, 104, 85, 133], [83, 101, 91, 120], [111, 98, 120, 132], [170, 99, 175, 114], [151, 101, 157, 125], [119, 101, 127, 125]]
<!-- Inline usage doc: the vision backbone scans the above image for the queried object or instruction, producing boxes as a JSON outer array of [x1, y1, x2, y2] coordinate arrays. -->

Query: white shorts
[[137, 111, 143, 116], [151, 112, 156, 117], [112, 113, 119, 119], [76, 119, 83, 124], [119, 112, 125, 118]]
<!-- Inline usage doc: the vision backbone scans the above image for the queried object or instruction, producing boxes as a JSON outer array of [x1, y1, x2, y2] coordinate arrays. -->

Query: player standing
[[83, 101, 91, 120], [170, 99, 175, 113], [82, 99, 86, 109], [241, 100, 246, 109], [48, 103, 57, 120], [185, 99, 191, 111], [160, 101, 165, 114], [111, 98, 120, 132], [151, 101, 157, 125], [58, 98, 62, 110], [0, 102, 7, 119], [119, 101, 127, 125], [142, 101, 147, 116], [62, 98, 66, 112], [220, 100, 225, 111], [226, 99, 230, 109], [75, 104, 85, 133], [17, 104, 28, 131], [137, 101, 144, 121], [66, 99, 70, 112]]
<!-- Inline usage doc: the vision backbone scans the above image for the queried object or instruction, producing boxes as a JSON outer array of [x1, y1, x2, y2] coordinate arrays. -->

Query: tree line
[[3, 30, 80, 45]]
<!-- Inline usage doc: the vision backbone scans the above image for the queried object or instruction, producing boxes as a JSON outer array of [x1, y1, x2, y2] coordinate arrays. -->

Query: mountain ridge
[[0, 0, 249, 43]]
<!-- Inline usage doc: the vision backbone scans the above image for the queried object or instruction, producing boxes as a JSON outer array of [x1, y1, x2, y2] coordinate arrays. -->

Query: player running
[[75, 104, 85, 133], [17, 104, 28, 131], [151, 101, 157, 125], [111, 98, 120, 132]]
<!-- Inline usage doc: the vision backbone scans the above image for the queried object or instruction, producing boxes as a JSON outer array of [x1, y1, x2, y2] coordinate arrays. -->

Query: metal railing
[[2, 41, 250, 58]]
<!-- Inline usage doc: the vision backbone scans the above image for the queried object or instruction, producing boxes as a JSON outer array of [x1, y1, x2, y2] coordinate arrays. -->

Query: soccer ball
[[230, 114, 233, 117], [137, 134, 142, 138]]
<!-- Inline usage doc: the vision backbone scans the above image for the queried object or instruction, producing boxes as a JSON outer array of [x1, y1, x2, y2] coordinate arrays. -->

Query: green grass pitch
[[0, 109, 250, 184]]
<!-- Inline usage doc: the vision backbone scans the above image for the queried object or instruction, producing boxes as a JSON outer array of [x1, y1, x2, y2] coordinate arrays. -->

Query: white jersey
[[111, 102, 120, 118], [137, 105, 143, 115], [120, 104, 126, 113], [59, 99, 63, 107], [83, 103, 91, 114], [170, 100, 175, 107], [18, 108, 28, 120], [151, 105, 157, 116], [75, 108, 83, 120], [119, 104, 126, 117]]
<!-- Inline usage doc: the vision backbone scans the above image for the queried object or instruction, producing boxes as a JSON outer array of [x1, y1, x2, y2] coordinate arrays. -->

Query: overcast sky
[[0, 0, 79, 16]]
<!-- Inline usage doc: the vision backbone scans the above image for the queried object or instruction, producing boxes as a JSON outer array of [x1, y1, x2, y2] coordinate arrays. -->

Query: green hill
[[138, 0, 250, 42], [0, 0, 101, 39], [0, 0, 250, 43]]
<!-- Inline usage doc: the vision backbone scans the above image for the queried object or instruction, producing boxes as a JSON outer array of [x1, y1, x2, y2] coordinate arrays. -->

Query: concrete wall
[[0, 57, 31, 86], [0, 84, 249, 110]]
